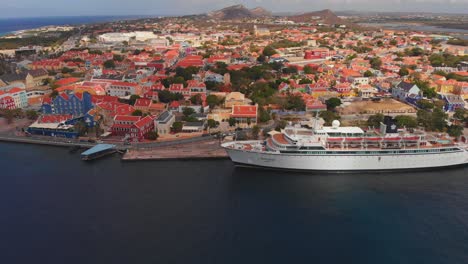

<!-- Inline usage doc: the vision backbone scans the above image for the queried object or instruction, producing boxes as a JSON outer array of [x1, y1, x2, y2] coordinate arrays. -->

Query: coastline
[[0, 15, 154, 39]]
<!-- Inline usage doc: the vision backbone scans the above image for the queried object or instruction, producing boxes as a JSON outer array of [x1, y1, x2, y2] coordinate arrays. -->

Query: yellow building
[[435, 80, 457, 94], [224, 92, 252, 108]]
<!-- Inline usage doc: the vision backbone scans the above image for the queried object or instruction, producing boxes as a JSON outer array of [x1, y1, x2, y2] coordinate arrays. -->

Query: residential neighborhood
[[0, 7, 467, 146]]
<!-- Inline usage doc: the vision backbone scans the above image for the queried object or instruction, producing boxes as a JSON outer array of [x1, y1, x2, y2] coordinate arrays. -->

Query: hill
[[288, 9, 348, 26], [207, 5, 272, 20], [250, 7, 273, 17]]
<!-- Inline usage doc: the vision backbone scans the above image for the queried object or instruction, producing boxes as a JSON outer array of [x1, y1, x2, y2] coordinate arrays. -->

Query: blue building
[[42, 92, 93, 117], [442, 94, 464, 112], [27, 114, 79, 139]]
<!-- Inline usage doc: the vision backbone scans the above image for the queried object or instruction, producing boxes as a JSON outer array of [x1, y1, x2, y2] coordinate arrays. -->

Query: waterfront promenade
[[0, 133, 228, 161]]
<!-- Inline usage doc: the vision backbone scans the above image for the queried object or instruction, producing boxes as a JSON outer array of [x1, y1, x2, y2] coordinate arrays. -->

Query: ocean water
[[358, 22, 468, 40], [0, 142, 467, 264], [0, 16, 149, 35]]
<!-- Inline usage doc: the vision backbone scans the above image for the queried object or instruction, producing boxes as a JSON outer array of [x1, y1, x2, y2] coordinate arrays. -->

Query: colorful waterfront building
[[0, 94, 15, 109], [42, 92, 93, 116], [111, 115, 155, 141], [7, 87, 28, 108]]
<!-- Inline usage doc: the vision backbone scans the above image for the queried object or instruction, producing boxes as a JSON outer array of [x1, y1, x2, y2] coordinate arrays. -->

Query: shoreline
[[0, 15, 158, 39]]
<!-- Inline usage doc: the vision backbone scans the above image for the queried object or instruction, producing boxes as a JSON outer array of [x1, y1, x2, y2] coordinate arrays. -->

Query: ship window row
[[280, 148, 460, 155], [299, 146, 326, 150]]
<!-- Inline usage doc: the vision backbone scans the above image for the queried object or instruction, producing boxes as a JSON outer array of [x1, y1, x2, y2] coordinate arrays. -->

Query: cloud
[[1, 0, 467, 17]]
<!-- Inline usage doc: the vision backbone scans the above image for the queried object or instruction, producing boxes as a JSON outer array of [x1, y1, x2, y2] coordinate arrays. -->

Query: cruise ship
[[222, 118, 468, 171]]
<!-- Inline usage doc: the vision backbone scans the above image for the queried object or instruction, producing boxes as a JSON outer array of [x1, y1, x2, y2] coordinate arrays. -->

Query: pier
[[122, 139, 228, 161], [81, 144, 117, 161]]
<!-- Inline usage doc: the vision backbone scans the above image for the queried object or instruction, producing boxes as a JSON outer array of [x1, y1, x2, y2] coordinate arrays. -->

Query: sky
[[0, 0, 467, 18]]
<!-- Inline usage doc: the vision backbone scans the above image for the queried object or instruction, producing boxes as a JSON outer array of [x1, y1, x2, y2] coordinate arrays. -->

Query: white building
[[98, 31, 158, 43], [105, 82, 141, 97]]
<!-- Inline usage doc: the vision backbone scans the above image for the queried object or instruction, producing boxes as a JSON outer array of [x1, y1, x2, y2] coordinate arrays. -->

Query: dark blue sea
[[0, 142, 467, 264], [0, 16, 149, 35]]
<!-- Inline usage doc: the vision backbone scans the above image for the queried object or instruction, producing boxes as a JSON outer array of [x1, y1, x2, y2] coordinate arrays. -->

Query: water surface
[[0, 142, 467, 263]]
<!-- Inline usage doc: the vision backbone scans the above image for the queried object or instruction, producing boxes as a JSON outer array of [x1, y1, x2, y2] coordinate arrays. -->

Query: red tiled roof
[[134, 98, 152, 107], [39, 114, 72, 123], [55, 77, 79, 86], [114, 115, 141, 122], [8, 87, 24, 94], [134, 115, 153, 129], [110, 81, 139, 87], [231, 105, 257, 118]]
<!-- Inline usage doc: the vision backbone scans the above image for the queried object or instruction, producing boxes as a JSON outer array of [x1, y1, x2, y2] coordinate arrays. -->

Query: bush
[[171, 122, 183, 133], [146, 131, 159, 140], [367, 114, 384, 127]]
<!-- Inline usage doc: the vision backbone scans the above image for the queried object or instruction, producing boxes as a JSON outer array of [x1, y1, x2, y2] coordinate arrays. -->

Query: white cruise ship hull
[[223, 142, 468, 171]]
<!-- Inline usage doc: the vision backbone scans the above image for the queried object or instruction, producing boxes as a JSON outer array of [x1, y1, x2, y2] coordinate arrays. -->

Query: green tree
[[369, 57, 382, 69], [325, 97, 342, 111], [61, 67, 74, 74], [190, 94, 203, 105], [367, 113, 384, 127], [206, 95, 220, 109], [175, 66, 200, 81], [129, 95, 140, 105], [418, 99, 434, 110], [414, 79, 437, 99], [275, 120, 288, 131], [431, 108, 447, 131], [320, 111, 341, 126], [147, 131, 159, 140], [207, 119, 217, 129], [389, 39, 397, 46], [453, 108, 467, 122], [113, 54, 124, 62], [395, 115, 418, 128], [251, 125, 260, 140], [303, 65, 314, 74], [103, 60, 116, 69], [364, 70, 374, 77], [284, 94, 305, 111], [228, 118, 236, 127], [299, 78, 313, 84], [182, 107, 195, 117], [417, 110, 432, 129], [399, 67, 409, 76], [257, 55, 266, 63], [447, 125, 463, 138], [132, 110, 143, 116], [258, 107, 271, 123], [50, 90, 59, 99], [171, 122, 183, 133], [262, 46, 277, 57], [25, 110, 38, 120], [158, 90, 183, 103]]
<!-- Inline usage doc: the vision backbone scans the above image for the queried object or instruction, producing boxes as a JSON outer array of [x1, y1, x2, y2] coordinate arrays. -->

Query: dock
[[81, 144, 117, 161], [122, 140, 228, 161]]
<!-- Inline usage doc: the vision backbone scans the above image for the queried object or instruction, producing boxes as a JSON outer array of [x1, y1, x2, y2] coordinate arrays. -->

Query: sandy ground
[[339, 99, 416, 115]]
